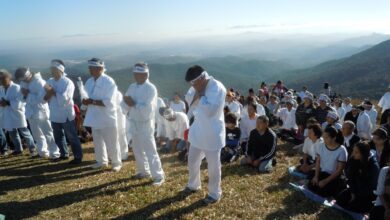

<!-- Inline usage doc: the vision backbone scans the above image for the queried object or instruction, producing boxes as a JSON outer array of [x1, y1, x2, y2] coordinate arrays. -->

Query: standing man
[[183, 65, 227, 204], [122, 62, 165, 186], [82, 58, 122, 171], [0, 69, 37, 156], [45, 59, 83, 164], [15, 67, 60, 159]]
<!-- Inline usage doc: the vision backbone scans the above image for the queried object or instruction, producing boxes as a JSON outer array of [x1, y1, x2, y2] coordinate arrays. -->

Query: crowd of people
[[1, 59, 390, 217]]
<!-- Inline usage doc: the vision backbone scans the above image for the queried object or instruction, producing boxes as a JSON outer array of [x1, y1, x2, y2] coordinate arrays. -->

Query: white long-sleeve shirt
[[170, 100, 186, 113], [225, 100, 241, 119], [240, 113, 259, 141], [378, 92, 390, 113], [365, 108, 378, 132], [20, 73, 50, 120], [357, 111, 372, 139], [122, 79, 157, 123], [335, 106, 346, 123], [165, 112, 189, 140], [188, 77, 227, 150], [0, 82, 27, 130], [83, 73, 118, 129], [276, 107, 298, 130], [46, 75, 75, 123]]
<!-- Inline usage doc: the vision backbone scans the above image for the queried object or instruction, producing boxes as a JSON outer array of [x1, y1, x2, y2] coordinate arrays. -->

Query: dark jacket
[[344, 134, 361, 156], [345, 151, 380, 198], [315, 106, 333, 124], [295, 103, 316, 128], [247, 128, 277, 161], [370, 141, 390, 168]]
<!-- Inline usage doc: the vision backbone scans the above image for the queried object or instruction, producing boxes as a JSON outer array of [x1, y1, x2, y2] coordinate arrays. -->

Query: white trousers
[[130, 121, 164, 180], [92, 127, 122, 167], [118, 127, 129, 160], [28, 117, 60, 158], [187, 146, 222, 200]]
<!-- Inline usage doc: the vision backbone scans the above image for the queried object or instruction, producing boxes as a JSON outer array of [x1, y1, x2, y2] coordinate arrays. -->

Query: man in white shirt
[[342, 97, 353, 114], [170, 93, 186, 113], [225, 91, 241, 119], [122, 62, 165, 186], [276, 100, 298, 142], [183, 65, 226, 204], [378, 85, 390, 116], [356, 106, 372, 140], [363, 100, 378, 132], [15, 67, 60, 159], [0, 69, 37, 157], [45, 59, 83, 164], [160, 107, 189, 153], [82, 58, 122, 172]]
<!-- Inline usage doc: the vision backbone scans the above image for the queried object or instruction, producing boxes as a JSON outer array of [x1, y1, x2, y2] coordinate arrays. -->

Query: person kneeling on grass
[[336, 141, 380, 213], [240, 115, 277, 173], [296, 123, 323, 175], [221, 112, 241, 163], [307, 126, 348, 197]]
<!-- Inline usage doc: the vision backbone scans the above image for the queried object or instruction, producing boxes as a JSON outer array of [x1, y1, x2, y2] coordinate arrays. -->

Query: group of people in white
[[1, 59, 390, 213]]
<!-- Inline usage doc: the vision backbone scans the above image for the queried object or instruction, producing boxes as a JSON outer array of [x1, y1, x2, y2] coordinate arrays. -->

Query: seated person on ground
[[221, 112, 241, 163], [296, 123, 323, 175], [159, 107, 189, 153], [240, 115, 277, 173], [336, 141, 380, 213], [307, 126, 348, 197]]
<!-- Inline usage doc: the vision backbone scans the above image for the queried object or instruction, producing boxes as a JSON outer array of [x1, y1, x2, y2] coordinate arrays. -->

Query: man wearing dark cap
[[183, 65, 227, 204], [0, 69, 37, 156], [15, 67, 60, 159]]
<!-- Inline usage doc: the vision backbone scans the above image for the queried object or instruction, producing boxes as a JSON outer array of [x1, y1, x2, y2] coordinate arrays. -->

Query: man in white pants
[[82, 58, 122, 172], [122, 62, 165, 186], [183, 65, 226, 204], [15, 67, 60, 159], [116, 91, 129, 161]]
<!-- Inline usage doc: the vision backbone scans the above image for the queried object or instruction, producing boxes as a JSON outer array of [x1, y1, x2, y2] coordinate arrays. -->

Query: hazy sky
[[1, 0, 390, 49]]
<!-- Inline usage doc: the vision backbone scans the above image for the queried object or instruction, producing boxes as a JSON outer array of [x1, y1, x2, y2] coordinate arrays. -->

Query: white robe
[[21, 73, 59, 158], [116, 91, 128, 160], [365, 108, 378, 132], [225, 100, 241, 119], [46, 76, 75, 123], [379, 92, 390, 113], [83, 74, 121, 167], [0, 82, 27, 130], [188, 77, 227, 150], [122, 79, 164, 179], [357, 111, 372, 140], [164, 112, 189, 141], [276, 107, 298, 130], [155, 97, 167, 138]]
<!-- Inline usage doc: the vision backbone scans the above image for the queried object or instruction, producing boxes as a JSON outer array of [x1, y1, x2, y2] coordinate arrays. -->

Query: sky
[[1, 0, 390, 50]]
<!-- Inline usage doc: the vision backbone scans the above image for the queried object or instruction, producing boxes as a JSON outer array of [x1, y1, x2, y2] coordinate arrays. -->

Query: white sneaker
[[112, 165, 122, 172], [91, 163, 108, 169], [152, 178, 165, 186]]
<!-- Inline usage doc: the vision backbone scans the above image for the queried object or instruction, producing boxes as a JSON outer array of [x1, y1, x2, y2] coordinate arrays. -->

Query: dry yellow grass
[[0, 141, 350, 219]]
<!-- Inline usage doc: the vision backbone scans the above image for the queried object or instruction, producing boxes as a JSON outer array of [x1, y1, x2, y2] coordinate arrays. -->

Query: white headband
[[88, 60, 105, 68], [51, 61, 65, 72], [133, 65, 149, 74], [190, 71, 209, 85], [24, 68, 32, 78]]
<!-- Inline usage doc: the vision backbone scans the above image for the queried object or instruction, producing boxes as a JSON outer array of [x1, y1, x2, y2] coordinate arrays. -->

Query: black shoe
[[0, 151, 8, 157], [11, 151, 23, 156], [50, 156, 69, 162], [68, 159, 82, 165], [181, 187, 200, 195], [203, 195, 219, 205]]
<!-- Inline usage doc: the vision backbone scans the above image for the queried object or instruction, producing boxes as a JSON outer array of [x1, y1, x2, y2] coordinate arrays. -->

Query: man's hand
[[0, 99, 8, 107], [318, 180, 327, 188], [82, 98, 93, 106], [300, 163, 311, 173], [311, 176, 319, 186], [124, 96, 135, 107], [21, 88, 29, 97], [251, 159, 261, 167]]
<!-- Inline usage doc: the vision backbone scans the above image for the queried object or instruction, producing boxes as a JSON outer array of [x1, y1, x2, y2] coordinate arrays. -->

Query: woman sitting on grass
[[296, 123, 323, 175], [336, 141, 380, 213], [307, 126, 347, 197]]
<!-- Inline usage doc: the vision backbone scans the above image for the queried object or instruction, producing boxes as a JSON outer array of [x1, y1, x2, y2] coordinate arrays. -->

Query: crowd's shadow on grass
[[0, 177, 149, 219], [0, 165, 99, 195], [114, 192, 207, 220]]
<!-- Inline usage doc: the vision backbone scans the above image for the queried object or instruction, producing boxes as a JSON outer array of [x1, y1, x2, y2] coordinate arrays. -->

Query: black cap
[[185, 65, 204, 82]]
